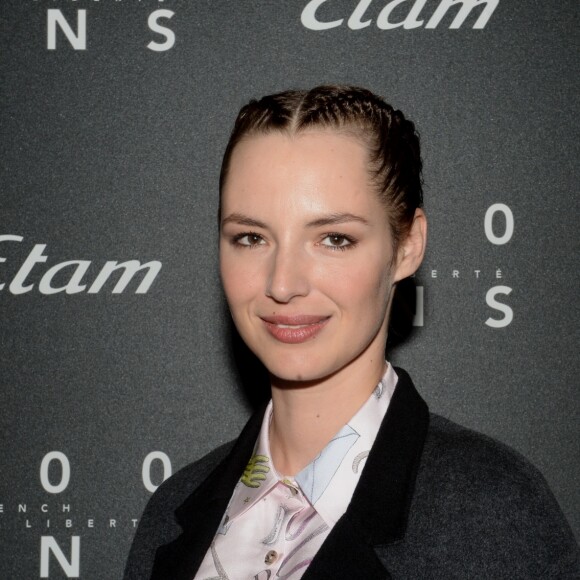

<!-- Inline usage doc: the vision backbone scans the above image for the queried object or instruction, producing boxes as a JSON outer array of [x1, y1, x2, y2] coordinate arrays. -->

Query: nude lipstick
[[260, 315, 330, 344]]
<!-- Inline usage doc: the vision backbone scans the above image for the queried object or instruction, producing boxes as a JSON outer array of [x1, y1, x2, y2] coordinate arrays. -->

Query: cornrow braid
[[219, 85, 423, 247]]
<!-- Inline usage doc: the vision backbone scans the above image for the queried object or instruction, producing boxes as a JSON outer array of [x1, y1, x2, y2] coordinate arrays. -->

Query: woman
[[125, 86, 578, 579]]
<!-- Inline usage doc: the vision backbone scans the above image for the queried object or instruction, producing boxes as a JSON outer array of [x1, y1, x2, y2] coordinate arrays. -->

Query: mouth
[[260, 315, 330, 344]]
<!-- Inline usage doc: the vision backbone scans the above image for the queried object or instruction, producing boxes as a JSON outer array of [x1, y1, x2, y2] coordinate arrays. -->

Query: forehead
[[222, 131, 381, 217], [227, 130, 367, 177]]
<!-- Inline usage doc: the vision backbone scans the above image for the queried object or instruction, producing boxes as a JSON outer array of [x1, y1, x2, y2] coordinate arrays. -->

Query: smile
[[260, 315, 330, 344]]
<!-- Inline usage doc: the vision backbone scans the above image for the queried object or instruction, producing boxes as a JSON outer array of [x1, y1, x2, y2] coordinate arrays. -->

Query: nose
[[265, 245, 310, 303]]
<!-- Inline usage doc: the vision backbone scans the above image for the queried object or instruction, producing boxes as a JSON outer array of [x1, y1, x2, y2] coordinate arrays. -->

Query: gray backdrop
[[1, 1, 578, 578]]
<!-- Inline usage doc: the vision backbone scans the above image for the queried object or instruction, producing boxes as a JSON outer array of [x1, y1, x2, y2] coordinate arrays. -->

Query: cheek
[[318, 253, 393, 308], [220, 252, 261, 307]]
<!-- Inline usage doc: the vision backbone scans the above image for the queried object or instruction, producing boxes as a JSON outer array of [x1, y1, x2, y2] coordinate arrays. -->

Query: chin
[[257, 348, 334, 384]]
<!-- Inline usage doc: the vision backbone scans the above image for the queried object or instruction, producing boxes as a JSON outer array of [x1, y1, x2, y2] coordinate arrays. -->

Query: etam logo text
[[0, 235, 161, 295], [301, 0, 499, 30]]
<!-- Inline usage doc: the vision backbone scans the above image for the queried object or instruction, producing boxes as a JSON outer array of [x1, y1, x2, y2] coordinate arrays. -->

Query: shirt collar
[[224, 363, 398, 527]]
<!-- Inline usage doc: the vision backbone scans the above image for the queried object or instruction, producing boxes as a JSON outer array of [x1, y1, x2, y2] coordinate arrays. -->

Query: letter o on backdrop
[[142, 451, 172, 493], [40, 451, 71, 494], [485, 203, 514, 245]]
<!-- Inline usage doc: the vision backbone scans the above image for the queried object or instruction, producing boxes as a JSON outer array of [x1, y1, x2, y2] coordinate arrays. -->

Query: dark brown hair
[[219, 85, 423, 246]]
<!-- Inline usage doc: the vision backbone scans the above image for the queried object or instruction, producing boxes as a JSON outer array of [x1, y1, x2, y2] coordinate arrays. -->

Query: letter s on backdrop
[[485, 285, 513, 328], [147, 9, 176, 52]]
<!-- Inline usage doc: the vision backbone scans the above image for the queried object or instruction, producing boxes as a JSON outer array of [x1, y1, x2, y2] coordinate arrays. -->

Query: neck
[[268, 354, 386, 476]]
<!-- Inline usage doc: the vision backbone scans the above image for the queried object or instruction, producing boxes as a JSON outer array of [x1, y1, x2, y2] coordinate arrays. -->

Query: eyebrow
[[221, 213, 268, 229], [221, 212, 369, 229], [305, 212, 370, 227]]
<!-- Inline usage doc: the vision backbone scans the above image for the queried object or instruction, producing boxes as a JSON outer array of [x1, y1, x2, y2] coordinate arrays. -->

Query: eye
[[320, 233, 356, 250], [233, 233, 265, 248]]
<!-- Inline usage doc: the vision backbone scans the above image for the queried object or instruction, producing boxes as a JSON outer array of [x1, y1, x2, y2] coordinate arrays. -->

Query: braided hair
[[219, 85, 423, 248]]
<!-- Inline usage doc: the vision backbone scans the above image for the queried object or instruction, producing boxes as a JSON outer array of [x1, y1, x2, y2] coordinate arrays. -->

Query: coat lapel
[[303, 367, 430, 578], [152, 368, 429, 580], [302, 514, 394, 579], [150, 403, 266, 580]]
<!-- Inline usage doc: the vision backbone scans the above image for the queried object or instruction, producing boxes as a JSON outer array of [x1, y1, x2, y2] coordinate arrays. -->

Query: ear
[[393, 208, 427, 282]]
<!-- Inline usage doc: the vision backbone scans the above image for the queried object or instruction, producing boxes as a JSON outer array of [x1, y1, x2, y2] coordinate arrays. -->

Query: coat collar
[[151, 406, 266, 580], [345, 367, 429, 544], [152, 367, 429, 580]]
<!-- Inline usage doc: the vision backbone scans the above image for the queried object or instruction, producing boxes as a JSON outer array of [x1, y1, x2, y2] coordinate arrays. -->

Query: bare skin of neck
[[268, 350, 387, 477]]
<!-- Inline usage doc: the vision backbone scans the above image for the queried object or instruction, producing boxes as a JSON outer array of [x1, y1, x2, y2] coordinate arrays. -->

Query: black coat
[[124, 369, 579, 579]]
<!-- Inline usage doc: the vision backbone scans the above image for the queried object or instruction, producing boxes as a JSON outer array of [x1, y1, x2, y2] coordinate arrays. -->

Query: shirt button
[[264, 550, 278, 565]]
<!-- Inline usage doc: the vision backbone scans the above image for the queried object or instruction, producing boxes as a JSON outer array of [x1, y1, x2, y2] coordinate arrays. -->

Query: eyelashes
[[320, 233, 356, 251], [231, 232, 265, 248], [230, 232, 357, 252]]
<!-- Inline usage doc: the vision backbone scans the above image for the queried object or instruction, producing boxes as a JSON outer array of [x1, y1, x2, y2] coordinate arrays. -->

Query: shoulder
[[150, 441, 236, 510], [123, 441, 235, 580], [422, 413, 548, 489], [419, 413, 568, 520], [399, 414, 579, 577]]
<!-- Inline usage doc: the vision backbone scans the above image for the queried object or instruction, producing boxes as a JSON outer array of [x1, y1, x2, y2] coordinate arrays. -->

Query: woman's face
[[220, 130, 406, 384]]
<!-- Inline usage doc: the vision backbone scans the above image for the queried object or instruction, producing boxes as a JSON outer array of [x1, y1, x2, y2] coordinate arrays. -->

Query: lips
[[260, 315, 330, 344]]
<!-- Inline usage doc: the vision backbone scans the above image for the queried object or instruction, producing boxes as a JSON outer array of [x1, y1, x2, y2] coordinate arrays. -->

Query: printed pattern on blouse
[[193, 364, 398, 580]]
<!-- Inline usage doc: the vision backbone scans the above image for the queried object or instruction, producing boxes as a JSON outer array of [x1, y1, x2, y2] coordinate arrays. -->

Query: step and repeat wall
[[1, 1, 578, 578]]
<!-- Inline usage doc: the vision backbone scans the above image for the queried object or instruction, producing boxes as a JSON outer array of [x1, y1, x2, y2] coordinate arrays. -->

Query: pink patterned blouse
[[194, 364, 398, 580]]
